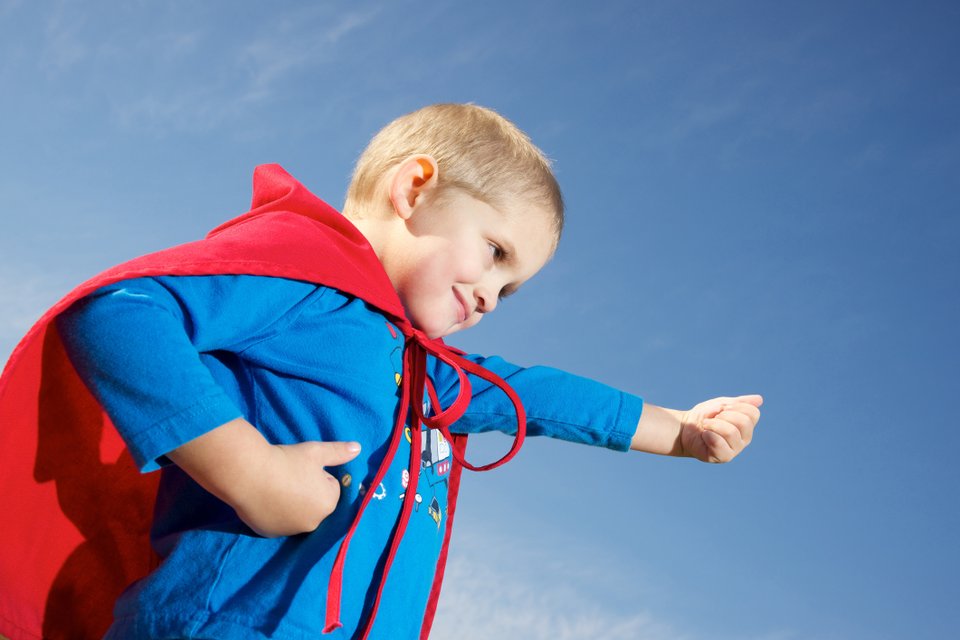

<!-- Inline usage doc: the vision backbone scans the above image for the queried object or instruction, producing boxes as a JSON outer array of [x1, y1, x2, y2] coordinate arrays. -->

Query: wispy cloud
[[433, 569, 682, 640], [667, 99, 745, 142], [617, 21, 884, 168], [431, 528, 688, 640], [18, 3, 379, 134], [38, 0, 90, 72], [122, 7, 378, 131], [0, 267, 70, 362], [432, 525, 808, 640], [239, 7, 378, 103]]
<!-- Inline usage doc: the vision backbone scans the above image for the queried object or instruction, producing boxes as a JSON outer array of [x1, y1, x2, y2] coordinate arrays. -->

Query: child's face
[[389, 189, 556, 339]]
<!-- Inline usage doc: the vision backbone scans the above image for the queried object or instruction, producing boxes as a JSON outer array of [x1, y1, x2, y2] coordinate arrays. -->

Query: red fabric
[[420, 434, 466, 640], [0, 164, 525, 639], [323, 328, 526, 638]]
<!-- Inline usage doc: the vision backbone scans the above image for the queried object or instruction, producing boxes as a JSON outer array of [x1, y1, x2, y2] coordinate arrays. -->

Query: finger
[[715, 405, 759, 443], [701, 395, 759, 418], [311, 441, 362, 467], [733, 394, 763, 407], [699, 397, 733, 419], [722, 401, 761, 422], [711, 395, 763, 413], [700, 429, 735, 463], [702, 418, 744, 453]]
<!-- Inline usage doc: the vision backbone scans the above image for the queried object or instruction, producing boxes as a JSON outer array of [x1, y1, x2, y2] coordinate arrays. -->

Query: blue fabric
[[56, 275, 642, 639]]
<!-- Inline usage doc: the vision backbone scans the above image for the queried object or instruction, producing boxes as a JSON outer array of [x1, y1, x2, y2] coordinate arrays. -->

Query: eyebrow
[[499, 236, 518, 263]]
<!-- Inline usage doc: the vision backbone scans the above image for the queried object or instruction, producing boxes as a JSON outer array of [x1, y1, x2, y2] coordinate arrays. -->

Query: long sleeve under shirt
[[56, 275, 643, 640]]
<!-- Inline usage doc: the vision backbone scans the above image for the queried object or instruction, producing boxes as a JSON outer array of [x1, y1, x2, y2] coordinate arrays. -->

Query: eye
[[488, 242, 505, 261]]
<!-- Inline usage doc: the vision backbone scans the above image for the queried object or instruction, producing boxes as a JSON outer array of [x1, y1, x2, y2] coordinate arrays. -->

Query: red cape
[[0, 165, 501, 639]]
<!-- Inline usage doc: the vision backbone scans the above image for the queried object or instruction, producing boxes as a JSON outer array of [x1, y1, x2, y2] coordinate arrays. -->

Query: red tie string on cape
[[324, 327, 526, 637]]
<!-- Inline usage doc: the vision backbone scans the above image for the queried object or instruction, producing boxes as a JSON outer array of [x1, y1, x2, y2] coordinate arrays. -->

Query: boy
[[0, 104, 761, 639]]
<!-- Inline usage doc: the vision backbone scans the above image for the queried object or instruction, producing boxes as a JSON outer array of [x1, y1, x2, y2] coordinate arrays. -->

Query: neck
[[343, 212, 402, 288]]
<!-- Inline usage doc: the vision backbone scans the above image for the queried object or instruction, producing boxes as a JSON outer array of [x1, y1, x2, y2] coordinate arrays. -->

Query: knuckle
[[299, 478, 342, 532], [304, 500, 336, 531], [317, 483, 341, 515], [316, 500, 336, 520]]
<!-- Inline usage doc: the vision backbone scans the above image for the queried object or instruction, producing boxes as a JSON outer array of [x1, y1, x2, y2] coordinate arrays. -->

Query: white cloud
[[431, 528, 688, 640], [323, 10, 377, 45], [431, 526, 808, 640], [111, 88, 244, 135], [10, 2, 379, 134], [39, 0, 89, 72], [238, 8, 378, 103], [0, 267, 70, 362], [103, 7, 378, 133], [433, 565, 682, 640]]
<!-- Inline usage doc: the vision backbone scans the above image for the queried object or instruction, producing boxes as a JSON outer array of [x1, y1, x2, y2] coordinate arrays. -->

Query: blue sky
[[2, 1, 958, 638]]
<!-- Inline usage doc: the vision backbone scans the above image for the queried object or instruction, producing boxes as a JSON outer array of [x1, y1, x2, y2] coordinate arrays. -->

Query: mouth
[[453, 289, 470, 324]]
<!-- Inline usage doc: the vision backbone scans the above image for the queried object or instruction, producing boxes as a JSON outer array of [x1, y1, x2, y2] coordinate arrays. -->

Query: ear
[[389, 154, 439, 220]]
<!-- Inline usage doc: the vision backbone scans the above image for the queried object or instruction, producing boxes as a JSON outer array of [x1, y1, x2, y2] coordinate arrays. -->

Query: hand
[[679, 394, 763, 463], [167, 418, 363, 537], [235, 440, 362, 537]]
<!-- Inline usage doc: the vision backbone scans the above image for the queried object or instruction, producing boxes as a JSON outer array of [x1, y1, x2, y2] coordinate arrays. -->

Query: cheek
[[423, 245, 480, 283], [455, 243, 490, 281], [399, 257, 452, 313]]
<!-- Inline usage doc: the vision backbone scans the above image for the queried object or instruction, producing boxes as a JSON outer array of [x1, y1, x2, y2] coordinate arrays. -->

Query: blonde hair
[[344, 103, 564, 237]]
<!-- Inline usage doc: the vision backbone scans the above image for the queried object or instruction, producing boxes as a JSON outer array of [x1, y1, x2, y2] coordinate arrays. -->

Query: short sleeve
[[56, 275, 323, 471]]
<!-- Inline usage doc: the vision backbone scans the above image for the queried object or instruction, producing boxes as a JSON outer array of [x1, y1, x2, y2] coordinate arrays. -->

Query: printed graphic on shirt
[[395, 406, 450, 530], [420, 429, 452, 485], [357, 482, 388, 501], [390, 345, 403, 386], [412, 399, 451, 530], [371, 323, 450, 531], [386, 321, 403, 386], [428, 496, 442, 527]]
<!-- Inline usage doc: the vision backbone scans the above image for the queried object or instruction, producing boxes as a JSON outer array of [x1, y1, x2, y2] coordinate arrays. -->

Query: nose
[[475, 286, 498, 315]]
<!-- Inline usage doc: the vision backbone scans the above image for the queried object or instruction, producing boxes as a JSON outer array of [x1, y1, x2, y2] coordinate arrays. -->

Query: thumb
[[310, 440, 362, 467]]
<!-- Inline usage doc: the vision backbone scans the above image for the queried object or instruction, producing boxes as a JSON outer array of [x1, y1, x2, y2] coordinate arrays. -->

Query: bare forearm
[[165, 418, 276, 521], [166, 417, 359, 537], [630, 403, 685, 456]]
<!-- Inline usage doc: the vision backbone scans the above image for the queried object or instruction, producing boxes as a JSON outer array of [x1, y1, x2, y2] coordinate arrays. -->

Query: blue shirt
[[57, 275, 643, 639]]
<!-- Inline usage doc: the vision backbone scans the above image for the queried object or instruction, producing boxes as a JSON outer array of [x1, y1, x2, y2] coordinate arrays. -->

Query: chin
[[404, 307, 464, 340], [408, 315, 449, 340], [440, 317, 480, 338], [426, 325, 454, 340], [428, 320, 467, 340]]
